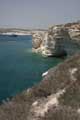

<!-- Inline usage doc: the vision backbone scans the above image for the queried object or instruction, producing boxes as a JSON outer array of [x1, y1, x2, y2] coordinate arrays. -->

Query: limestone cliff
[[64, 22, 80, 43], [32, 22, 80, 57], [0, 54, 80, 120], [32, 26, 69, 57]]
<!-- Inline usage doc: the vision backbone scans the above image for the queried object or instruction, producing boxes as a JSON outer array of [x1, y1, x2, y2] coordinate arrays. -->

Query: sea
[[0, 35, 64, 102]]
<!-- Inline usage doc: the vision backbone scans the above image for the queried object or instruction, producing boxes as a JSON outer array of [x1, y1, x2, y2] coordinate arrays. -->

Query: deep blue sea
[[0, 35, 63, 102]]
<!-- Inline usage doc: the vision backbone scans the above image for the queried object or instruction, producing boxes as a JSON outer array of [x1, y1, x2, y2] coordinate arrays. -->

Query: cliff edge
[[0, 53, 80, 120]]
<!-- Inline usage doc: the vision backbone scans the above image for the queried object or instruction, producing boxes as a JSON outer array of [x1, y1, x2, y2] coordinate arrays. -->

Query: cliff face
[[65, 22, 80, 43], [0, 54, 80, 120], [32, 26, 69, 57], [32, 22, 80, 57], [32, 31, 45, 53]]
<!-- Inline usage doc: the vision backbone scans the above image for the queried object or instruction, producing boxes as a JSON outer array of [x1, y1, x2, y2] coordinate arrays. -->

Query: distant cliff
[[64, 22, 80, 41], [0, 53, 80, 120], [32, 22, 80, 57]]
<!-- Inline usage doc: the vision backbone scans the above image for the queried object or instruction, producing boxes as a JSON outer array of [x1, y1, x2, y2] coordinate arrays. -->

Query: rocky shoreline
[[0, 21, 80, 57]]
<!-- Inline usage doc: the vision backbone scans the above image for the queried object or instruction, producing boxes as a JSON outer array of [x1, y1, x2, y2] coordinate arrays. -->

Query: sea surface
[[0, 35, 63, 102]]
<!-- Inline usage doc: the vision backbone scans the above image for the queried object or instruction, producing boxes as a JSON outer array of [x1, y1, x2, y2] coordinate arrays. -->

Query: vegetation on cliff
[[0, 53, 80, 120]]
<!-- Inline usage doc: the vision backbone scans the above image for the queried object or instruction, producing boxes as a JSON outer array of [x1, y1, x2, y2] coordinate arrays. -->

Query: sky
[[0, 0, 80, 29]]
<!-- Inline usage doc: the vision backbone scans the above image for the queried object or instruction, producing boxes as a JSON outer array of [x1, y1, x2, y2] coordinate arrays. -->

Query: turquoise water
[[0, 35, 63, 102]]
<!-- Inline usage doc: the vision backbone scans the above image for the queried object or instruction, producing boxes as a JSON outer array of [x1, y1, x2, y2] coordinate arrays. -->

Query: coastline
[[0, 53, 80, 120], [0, 28, 47, 36], [0, 21, 80, 119]]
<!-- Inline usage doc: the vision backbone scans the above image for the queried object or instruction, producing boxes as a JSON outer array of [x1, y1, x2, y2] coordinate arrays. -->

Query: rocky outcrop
[[32, 32, 43, 49], [64, 22, 80, 42], [32, 22, 80, 57], [32, 31, 45, 54], [0, 54, 80, 120], [32, 26, 70, 57]]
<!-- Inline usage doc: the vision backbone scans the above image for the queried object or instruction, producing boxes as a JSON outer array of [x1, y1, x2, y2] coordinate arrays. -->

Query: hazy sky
[[0, 0, 80, 28]]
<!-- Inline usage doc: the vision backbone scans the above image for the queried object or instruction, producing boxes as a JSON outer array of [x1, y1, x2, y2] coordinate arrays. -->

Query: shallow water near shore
[[0, 35, 64, 102]]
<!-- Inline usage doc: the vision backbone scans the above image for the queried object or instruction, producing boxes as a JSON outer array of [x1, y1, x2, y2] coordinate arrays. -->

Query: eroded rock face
[[32, 32, 43, 49], [32, 22, 80, 57], [41, 26, 70, 57], [32, 26, 70, 57], [64, 22, 80, 42]]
